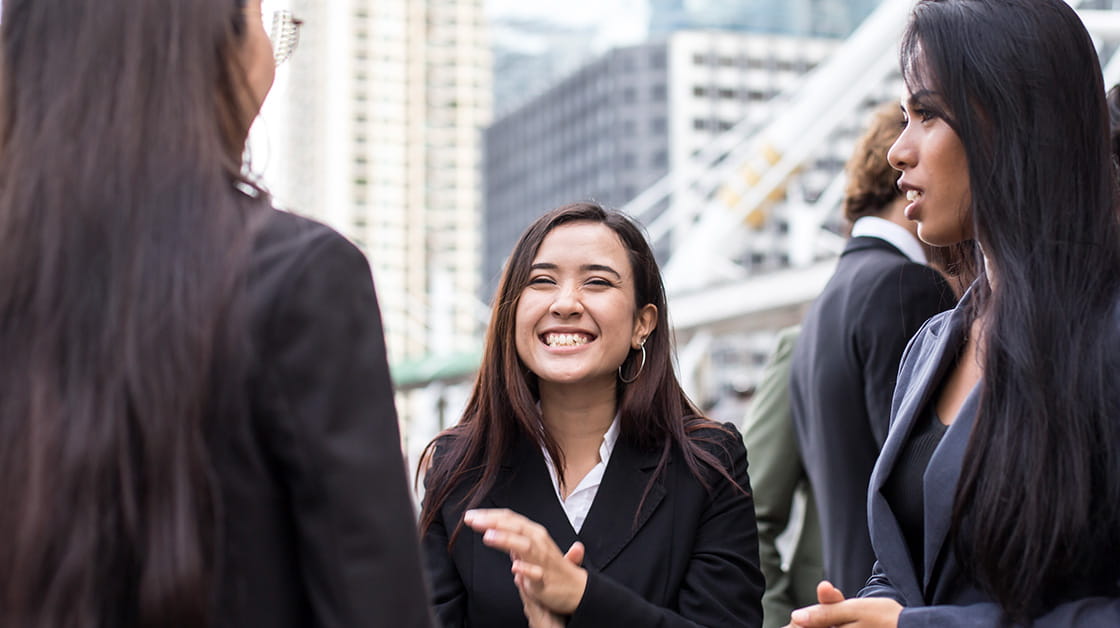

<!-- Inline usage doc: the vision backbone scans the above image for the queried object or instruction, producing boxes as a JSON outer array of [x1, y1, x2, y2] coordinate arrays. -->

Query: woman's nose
[[550, 284, 583, 317], [887, 130, 914, 171]]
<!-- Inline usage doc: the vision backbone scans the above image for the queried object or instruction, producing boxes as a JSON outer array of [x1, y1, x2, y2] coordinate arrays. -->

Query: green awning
[[391, 349, 483, 390]]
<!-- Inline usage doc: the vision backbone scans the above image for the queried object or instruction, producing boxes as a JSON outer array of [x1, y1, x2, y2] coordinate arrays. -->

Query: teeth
[[545, 333, 590, 347], [906, 189, 922, 202]]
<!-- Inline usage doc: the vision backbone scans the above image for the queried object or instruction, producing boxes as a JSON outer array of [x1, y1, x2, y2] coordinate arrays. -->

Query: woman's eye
[[528, 276, 555, 286], [586, 278, 613, 287], [916, 108, 935, 122]]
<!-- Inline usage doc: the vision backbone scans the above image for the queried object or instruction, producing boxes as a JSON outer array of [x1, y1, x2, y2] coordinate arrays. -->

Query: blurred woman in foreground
[[0, 2, 432, 626]]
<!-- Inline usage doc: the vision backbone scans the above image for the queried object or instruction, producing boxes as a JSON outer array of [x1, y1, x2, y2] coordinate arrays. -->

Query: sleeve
[[856, 561, 907, 606], [897, 599, 1120, 627], [568, 425, 765, 628], [858, 264, 954, 448], [741, 327, 812, 627], [259, 231, 435, 628]]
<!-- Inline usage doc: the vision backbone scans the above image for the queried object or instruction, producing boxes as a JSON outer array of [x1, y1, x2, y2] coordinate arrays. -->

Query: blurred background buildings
[[251, 0, 1120, 461]]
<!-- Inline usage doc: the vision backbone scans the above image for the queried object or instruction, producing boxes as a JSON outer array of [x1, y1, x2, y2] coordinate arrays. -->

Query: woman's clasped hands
[[464, 508, 588, 627], [786, 581, 902, 628]]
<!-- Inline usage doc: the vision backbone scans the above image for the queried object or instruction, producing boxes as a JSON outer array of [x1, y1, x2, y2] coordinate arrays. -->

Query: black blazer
[[789, 236, 955, 595], [423, 423, 764, 627], [209, 208, 434, 628], [860, 291, 1120, 625]]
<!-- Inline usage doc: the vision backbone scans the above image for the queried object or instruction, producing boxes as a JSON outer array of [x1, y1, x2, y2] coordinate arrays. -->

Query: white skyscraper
[[253, 0, 491, 376]]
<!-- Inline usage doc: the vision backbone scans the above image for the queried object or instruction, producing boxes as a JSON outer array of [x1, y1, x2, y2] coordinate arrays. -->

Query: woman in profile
[[0, 1, 432, 626], [419, 202, 764, 627], [790, 0, 1120, 626]]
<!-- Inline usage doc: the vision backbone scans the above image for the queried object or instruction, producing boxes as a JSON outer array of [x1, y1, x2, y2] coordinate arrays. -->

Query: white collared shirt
[[541, 416, 621, 533], [850, 215, 928, 265]]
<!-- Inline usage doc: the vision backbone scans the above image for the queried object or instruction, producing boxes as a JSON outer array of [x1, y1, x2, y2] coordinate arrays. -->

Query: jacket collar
[[577, 436, 665, 570], [492, 430, 665, 571], [867, 288, 975, 602]]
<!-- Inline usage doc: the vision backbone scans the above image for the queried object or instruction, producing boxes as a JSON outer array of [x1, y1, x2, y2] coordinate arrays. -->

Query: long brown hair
[[0, 0, 265, 625], [418, 202, 738, 540]]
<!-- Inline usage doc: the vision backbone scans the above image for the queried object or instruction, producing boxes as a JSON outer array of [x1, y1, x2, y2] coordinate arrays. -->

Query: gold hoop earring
[[618, 342, 646, 384]]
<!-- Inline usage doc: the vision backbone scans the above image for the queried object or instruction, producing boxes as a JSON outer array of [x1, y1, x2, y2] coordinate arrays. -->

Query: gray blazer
[[859, 291, 1120, 625]]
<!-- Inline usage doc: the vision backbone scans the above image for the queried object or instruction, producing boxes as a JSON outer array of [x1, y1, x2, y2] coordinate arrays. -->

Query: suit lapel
[[487, 435, 579, 553], [921, 383, 980, 592], [866, 298, 969, 604], [577, 437, 665, 570]]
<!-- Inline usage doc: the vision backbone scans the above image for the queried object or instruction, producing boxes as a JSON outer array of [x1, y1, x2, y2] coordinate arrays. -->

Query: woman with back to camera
[[0, 1, 432, 626], [788, 0, 1120, 626], [419, 202, 764, 627]]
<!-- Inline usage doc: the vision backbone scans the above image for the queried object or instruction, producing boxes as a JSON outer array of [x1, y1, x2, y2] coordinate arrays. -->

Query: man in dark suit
[[789, 103, 957, 597]]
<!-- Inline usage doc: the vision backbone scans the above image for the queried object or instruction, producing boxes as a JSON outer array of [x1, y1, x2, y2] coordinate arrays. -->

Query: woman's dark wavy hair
[[418, 202, 737, 540], [900, 0, 1120, 620], [0, 0, 266, 625]]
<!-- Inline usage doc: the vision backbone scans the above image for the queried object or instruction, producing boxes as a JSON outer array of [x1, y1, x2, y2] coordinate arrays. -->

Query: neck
[[538, 380, 617, 461]]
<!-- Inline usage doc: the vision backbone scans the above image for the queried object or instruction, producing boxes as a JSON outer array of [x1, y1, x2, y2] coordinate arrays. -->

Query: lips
[[906, 189, 923, 202]]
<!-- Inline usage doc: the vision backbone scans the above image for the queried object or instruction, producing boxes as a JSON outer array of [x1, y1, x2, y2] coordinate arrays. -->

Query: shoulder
[[250, 209, 366, 281], [859, 256, 950, 303], [246, 209, 374, 327], [772, 325, 801, 359], [684, 420, 747, 473]]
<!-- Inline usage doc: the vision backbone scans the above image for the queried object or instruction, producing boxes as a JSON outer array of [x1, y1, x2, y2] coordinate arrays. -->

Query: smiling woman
[[418, 202, 764, 628]]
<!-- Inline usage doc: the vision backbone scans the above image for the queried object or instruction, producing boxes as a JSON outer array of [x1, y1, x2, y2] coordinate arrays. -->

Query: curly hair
[[842, 102, 905, 224]]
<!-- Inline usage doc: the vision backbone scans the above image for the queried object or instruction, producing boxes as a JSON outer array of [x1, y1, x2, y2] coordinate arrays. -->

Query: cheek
[[512, 300, 538, 356]]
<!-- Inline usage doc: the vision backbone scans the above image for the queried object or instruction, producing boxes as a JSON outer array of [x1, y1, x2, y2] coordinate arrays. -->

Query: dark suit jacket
[[210, 208, 434, 628], [423, 423, 764, 627], [789, 236, 955, 595], [860, 291, 1120, 625]]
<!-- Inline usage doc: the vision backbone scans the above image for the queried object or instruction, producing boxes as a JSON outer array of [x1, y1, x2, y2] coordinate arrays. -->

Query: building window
[[693, 86, 706, 97], [650, 117, 667, 134], [693, 118, 706, 130], [651, 84, 667, 101]]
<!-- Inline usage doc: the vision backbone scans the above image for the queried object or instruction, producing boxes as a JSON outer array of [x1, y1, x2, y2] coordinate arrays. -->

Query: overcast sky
[[486, 0, 649, 45]]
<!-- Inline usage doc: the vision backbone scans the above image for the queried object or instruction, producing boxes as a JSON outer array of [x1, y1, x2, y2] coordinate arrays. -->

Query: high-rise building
[[254, 0, 491, 373], [482, 30, 844, 300]]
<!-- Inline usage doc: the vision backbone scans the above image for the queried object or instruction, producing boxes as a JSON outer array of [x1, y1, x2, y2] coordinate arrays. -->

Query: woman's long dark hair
[[901, 0, 1120, 620], [0, 0, 264, 625], [418, 202, 736, 540]]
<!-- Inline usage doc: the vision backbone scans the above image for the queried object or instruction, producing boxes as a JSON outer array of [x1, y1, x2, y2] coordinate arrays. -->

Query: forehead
[[533, 222, 631, 267]]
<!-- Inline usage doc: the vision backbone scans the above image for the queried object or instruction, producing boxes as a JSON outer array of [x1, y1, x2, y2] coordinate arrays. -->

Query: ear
[[631, 304, 658, 349]]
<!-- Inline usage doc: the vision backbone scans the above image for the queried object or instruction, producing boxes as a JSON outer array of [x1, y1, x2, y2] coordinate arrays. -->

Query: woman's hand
[[464, 508, 589, 614], [785, 581, 902, 628], [515, 573, 565, 628]]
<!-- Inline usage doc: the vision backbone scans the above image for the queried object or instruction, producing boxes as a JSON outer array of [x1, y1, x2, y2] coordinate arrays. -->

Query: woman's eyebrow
[[582, 264, 622, 279], [906, 89, 940, 107]]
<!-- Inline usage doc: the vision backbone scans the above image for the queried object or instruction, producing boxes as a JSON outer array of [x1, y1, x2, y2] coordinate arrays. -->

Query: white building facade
[[254, 1, 490, 366]]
